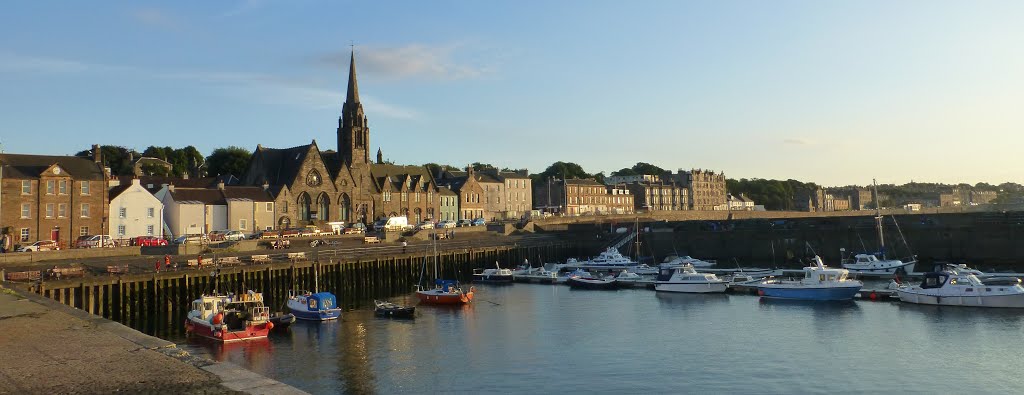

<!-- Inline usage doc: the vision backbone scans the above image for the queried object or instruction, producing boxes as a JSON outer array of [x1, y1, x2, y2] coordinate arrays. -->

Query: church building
[[241, 50, 440, 228]]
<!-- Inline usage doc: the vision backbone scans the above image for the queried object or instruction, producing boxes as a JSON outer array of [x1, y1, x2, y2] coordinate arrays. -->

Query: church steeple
[[338, 47, 369, 167], [346, 50, 360, 105]]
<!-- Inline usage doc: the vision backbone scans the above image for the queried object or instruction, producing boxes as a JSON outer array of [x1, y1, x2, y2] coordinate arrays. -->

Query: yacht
[[473, 262, 514, 283], [842, 253, 916, 277], [654, 265, 727, 293], [661, 255, 717, 269], [756, 256, 863, 301], [586, 247, 639, 267], [896, 266, 1024, 308]]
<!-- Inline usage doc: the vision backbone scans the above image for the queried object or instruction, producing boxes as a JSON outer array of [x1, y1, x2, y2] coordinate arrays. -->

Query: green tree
[[75, 145, 137, 176], [205, 146, 252, 178], [534, 161, 593, 182]]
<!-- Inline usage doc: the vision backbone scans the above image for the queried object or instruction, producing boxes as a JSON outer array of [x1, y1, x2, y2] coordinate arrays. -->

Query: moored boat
[[269, 312, 296, 331], [287, 291, 342, 321], [566, 275, 618, 290], [473, 262, 514, 283], [896, 266, 1024, 308], [375, 300, 416, 318], [654, 265, 727, 293], [613, 269, 655, 288], [185, 291, 273, 343], [756, 256, 863, 301], [416, 279, 475, 305]]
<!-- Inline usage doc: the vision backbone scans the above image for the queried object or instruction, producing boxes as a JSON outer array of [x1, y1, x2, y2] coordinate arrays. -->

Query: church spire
[[346, 48, 360, 105]]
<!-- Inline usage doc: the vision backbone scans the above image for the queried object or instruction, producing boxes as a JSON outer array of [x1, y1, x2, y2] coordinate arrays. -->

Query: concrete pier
[[0, 285, 305, 395]]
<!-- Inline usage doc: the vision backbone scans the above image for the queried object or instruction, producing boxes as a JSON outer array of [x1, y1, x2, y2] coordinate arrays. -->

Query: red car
[[133, 236, 168, 247]]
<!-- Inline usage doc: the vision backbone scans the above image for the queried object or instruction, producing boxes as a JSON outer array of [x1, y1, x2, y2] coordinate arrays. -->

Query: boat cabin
[[303, 292, 337, 311], [853, 254, 880, 265]]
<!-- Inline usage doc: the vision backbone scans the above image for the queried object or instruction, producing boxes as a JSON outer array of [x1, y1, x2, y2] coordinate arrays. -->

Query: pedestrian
[[155, 260, 160, 273], [164, 255, 171, 271], [0, 233, 8, 253], [402, 240, 408, 253], [197, 254, 204, 267]]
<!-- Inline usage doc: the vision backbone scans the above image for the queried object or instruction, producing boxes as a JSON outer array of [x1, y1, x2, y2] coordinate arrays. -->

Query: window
[[81, 203, 90, 218], [146, 225, 154, 235], [21, 180, 30, 195], [266, 202, 273, 212], [20, 228, 29, 242], [119, 207, 127, 218], [147, 207, 154, 218], [21, 204, 30, 219], [80, 227, 89, 236], [281, 201, 289, 213], [117, 225, 126, 235], [58, 204, 66, 218], [59, 180, 67, 195], [401, 192, 407, 202], [240, 219, 247, 230], [81, 181, 90, 195], [46, 180, 54, 195], [46, 203, 54, 218]]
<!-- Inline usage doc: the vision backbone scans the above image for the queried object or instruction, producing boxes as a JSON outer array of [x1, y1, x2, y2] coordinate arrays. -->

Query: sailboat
[[286, 262, 342, 321], [841, 179, 917, 277], [416, 228, 474, 305]]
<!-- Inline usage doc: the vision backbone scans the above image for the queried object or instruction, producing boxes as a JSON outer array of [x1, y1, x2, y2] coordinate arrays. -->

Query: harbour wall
[[26, 241, 577, 337]]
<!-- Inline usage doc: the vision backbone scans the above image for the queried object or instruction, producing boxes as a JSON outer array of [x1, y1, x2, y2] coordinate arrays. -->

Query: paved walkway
[[0, 284, 306, 395]]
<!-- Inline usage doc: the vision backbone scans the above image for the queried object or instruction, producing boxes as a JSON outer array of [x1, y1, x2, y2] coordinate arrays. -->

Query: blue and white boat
[[286, 291, 342, 321], [756, 256, 863, 301]]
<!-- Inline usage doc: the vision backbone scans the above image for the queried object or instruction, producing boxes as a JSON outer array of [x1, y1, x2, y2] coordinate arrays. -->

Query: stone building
[[623, 181, 688, 212], [241, 50, 441, 227], [436, 167, 485, 220], [0, 146, 109, 248], [532, 178, 633, 216], [438, 187, 459, 222], [664, 169, 727, 211], [971, 190, 997, 205], [436, 168, 532, 221], [156, 181, 274, 237], [108, 178, 164, 241]]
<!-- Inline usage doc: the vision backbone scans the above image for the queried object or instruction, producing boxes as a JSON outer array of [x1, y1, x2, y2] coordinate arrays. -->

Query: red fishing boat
[[185, 291, 273, 343], [415, 280, 474, 305]]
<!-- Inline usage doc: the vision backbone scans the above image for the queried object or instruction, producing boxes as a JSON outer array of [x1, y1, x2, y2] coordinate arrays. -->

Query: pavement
[[0, 284, 307, 395]]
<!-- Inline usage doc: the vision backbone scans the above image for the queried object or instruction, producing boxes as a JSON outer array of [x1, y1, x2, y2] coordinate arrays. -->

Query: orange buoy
[[212, 313, 224, 325], [869, 292, 878, 300]]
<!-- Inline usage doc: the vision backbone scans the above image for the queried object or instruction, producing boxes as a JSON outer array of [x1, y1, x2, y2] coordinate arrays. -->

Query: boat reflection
[[655, 292, 730, 307], [190, 336, 274, 366]]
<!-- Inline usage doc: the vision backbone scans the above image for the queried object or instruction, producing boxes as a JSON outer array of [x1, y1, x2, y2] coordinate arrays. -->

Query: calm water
[[179, 284, 1024, 394]]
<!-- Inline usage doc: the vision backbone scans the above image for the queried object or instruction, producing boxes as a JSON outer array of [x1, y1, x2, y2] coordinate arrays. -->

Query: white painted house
[[108, 178, 164, 241]]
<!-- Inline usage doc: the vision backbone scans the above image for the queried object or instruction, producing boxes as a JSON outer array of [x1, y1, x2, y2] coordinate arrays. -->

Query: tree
[[75, 145, 137, 176], [205, 146, 252, 178], [470, 162, 496, 172], [630, 162, 665, 176], [534, 161, 593, 183], [610, 167, 638, 177]]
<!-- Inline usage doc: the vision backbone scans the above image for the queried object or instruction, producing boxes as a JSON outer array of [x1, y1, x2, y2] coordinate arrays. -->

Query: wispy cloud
[[130, 8, 182, 30], [783, 138, 811, 145], [317, 43, 491, 81], [0, 51, 420, 119]]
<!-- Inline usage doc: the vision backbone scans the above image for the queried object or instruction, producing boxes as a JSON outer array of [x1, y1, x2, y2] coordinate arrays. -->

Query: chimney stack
[[92, 144, 102, 163]]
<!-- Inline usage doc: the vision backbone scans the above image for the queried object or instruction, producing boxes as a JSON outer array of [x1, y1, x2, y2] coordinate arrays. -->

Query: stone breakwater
[[0, 284, 305, 395]]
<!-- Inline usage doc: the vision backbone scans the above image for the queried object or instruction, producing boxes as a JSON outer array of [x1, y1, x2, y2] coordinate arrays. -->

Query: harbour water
[[179, 284, 1024, 394]]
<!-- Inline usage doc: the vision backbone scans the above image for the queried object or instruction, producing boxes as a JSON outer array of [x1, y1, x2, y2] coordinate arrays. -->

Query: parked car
[[437, 220, 457, 229], [371, 219, 387, 232], [15, 240, 60, 252], [132, 236, 168, 247], [172, 234, 210, 245], [75, 235, 115, 248], [344, 223, 366, 234], [208, 230, 229, 241], [223, 230, 246, 241], [472, 218, 487, 226], [416, 221, 435, 230], [456, 219, 473, 227]]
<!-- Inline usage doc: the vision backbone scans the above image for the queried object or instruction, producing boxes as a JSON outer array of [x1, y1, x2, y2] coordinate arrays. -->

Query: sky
[[2, 1, 1023, 187]]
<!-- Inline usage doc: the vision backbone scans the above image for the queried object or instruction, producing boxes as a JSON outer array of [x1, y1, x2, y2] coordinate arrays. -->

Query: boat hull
[[655, 281, 728, 293], [566, 277, 618, 290], [416, 290, 473, 305], [287, 299, 342, 321], [897, 290, 1024, 308], [269, 313, 295, 330], [843, 261, 916, 277], [757, 285, 862, 301], [375, 306, 416, 318], [184, 317, 271, 343], [472, 273, 514, 283]]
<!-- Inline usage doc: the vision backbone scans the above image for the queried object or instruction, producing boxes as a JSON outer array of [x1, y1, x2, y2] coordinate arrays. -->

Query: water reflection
[[655, 292, 730, 307]]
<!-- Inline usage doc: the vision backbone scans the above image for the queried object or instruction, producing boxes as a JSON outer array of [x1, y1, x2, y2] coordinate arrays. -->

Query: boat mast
[[635, 216, 640, 263], [873, 178, 885, 257]]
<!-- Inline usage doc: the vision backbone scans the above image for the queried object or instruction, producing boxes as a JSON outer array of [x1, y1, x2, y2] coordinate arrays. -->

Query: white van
[[383, 216, 411, 232]]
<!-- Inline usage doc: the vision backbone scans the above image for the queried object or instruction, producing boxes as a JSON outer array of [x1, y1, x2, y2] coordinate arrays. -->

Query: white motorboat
[[515, 266, 560, 284], [473, 262, 514, 283], [586, 247, 638, 267], [661, 255, 717, 269], [654, 265, 727, 293], [556, 268, 593, 284], [756, 256, 863, 301], [613, 270, 654, 288], [842, 253, 916, 276], [632, 264, 659, 275], [896, 267, 1024, 308]]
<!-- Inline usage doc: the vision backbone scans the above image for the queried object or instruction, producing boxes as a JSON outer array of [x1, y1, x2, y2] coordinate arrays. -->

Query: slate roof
[[250, 144, 314, 186], [169, 188, 226, 205], [369, 163, 435, 192], [0, 153, 105, 180], [222, 186, 275, 202], [320, 150, 342, 180], [108, 184, 132, 200]]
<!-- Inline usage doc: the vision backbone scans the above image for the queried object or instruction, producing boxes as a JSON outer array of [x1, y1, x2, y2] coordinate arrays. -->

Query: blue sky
[[2, 1, 1022, 186]]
